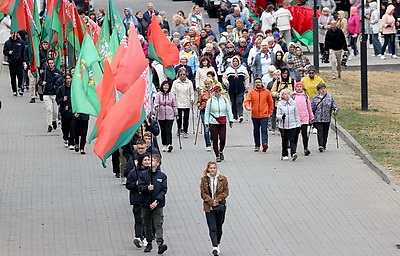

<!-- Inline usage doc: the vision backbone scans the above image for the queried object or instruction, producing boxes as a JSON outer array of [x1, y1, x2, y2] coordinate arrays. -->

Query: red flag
[[111, 26, 147, 94], [94, 77, 147, 166], [87, 19, 101, 45]]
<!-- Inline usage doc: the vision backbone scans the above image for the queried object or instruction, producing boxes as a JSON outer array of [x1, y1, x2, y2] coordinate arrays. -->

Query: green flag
[[96, 10, 111, 61], [109, 0, 126, 41], [107, 30, 120, 63], [0, 12, 4, 20], [71, 34, 103, 117]]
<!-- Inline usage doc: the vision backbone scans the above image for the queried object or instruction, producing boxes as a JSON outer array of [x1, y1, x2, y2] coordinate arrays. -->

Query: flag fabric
[[106, 30, 120, 63], [96, 10, 111, 61], [0, 12, 4, 20], [286, 5, 322, 45], [89, 59, 115, 142], [9, 0, 34, 32], [109, 0, 126, 41], [147, 14, 179, 80], [111, 26, 147, 94], [0, 0, 15, 14], [42, 0, 56, 41], [248, 9, 261, 23], [50, 5, 63, 68], [141, 66, 152, 116], [66, 0, 85, 53], [71, 34, 103, 116], [87, 18, 101, 45], [94, 76, 147, 166]]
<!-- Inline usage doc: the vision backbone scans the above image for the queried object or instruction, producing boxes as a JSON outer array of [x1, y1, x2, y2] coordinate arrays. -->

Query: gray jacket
[[311, 93, 338, 122]]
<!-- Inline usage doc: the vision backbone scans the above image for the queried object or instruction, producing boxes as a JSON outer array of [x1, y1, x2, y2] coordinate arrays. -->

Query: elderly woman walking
[[318, 7, 334, 60], [311, 83, 338, 152]]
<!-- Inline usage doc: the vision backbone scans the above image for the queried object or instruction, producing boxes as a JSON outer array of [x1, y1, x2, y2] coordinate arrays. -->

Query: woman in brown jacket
[[200, 161, 229, 256]]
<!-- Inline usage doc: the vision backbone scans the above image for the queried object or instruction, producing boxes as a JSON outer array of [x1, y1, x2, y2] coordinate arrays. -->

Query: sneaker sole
[[133, 239, 142, 248]]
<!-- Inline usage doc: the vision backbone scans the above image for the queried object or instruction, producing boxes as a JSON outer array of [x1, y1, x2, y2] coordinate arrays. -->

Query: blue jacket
[[126, 165, 148, 205], [204, 95, 234, 125], [138, 168, 168, 208]]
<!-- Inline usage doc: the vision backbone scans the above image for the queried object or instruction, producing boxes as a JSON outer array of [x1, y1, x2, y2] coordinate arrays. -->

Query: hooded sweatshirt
[[381, 5, 396, 34], [369, 2, 381, 34], [123, 8, 138, 31], [347, 7, 360, 34], [223, 56, 250, 93]]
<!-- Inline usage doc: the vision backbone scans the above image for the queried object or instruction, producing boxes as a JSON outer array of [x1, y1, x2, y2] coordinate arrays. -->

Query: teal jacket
[[204, 95, 234, 125]]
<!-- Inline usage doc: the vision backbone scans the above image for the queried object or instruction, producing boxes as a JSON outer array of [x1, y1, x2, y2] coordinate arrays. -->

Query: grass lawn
[[319, 70, 400, 182]]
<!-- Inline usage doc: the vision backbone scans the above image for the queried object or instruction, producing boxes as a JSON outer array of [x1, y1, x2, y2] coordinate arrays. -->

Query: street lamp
[[313, 0, 319, 72], [360, 1, 368, 110]]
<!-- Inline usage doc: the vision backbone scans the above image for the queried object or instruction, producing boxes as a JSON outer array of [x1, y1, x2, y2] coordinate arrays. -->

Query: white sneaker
[[371, 54, 375, 57], [378, 54, 382, 57], [281, 156, 289, 161], [392, 55, 398, 59], [142, 238, 148, 247], [64, 140, 68, 147], [380, 55, 386, 60], [369, 44, 373, 49], [312, 128, 317, 134], [133, 237, 142, 248], [120, 177, 126, 185], [206, 146, 212, 152], [69, 145, 74, 150], [162, 145, 167, 152]]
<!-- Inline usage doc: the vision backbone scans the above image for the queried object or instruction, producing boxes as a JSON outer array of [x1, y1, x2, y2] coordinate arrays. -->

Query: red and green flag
[[89, 59, 115, 142], [71, 34, 103, 117], [0, 0, 15, 14], [111, 26, 147, 93], [147, 14, 179, 80], [65, 0, 85, 53], [286, 5, 322, 46], [94, 76, 147, 167]]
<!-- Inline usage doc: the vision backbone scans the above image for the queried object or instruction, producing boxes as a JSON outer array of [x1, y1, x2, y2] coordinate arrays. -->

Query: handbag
[[212, 202, 226, 212], [210, 114, 227, 124]]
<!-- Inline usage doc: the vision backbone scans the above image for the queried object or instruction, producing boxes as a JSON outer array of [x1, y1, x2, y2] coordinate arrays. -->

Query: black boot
[[39, 94, 43, 101], [47, 125, 52, 132], [158, 244, 168, 254], [52, 121, 57, 130], [144, 242, 152, 253], [29, 98, 35, 103]]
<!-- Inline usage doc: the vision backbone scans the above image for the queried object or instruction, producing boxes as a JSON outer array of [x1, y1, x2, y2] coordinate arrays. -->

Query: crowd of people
[[4, 0, 400, 254]]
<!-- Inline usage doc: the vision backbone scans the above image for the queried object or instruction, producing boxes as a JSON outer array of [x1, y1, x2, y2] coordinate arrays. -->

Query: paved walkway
[[1, 64, 400, 256]]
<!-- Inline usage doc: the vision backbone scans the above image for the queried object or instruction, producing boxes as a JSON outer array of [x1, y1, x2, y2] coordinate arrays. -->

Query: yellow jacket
[[301, 75, 325, 99]]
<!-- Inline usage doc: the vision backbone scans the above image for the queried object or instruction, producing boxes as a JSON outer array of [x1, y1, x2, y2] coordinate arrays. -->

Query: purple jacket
[[155, 92, 178, 120]]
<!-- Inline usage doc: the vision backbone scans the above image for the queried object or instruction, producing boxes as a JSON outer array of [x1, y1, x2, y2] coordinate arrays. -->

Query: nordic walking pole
[[194, 113, 201, 145], [178, 125, 182, 150], [192, 104, 195, 134], [334, 114, 339, 148]]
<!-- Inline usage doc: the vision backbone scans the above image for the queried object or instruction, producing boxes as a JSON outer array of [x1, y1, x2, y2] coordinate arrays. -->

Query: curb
[[330, 121, 400, 192]]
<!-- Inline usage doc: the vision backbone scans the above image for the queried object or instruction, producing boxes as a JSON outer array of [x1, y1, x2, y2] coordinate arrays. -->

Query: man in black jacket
[[324, 20, 348, 79], [38, 58, 63, 132], [56, 73, 74, 148], [3, 32, 26, 96], [138, 154, 168, 254]]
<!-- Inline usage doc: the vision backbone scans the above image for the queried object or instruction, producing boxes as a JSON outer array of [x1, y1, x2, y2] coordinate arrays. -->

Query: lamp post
[[313, 0, 319, 72], [360, 1, 368, 110]]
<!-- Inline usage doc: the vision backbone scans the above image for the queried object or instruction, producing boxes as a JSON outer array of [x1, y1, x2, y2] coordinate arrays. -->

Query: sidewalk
[[1, 65, 400, 256]]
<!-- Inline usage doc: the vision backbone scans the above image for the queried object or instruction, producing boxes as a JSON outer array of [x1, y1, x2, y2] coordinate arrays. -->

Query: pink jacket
[[381, 5, 396, 34], [291, 92, 314, 125], [347, 14, 360, 34], [155, 92, 178, 120]]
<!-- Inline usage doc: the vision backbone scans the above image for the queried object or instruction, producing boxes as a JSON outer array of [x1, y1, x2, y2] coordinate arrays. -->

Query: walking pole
[[191, 104, 195, 134], [194, 113, 201, 145], [334, 114, 339, 148], [178, 125, 182, 150], [307, 123, 312, 139]]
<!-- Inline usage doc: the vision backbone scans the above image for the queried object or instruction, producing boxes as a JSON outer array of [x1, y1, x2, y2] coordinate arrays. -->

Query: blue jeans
[[371, 33, 382, 55], [218, 23, 226, 35], [251, 117, 269, 147], [349, 34, 358, 56], [200, 111, 211, 147]]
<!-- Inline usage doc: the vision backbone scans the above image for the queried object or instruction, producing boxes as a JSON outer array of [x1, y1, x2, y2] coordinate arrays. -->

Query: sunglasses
[[227, 46, 234, 49]]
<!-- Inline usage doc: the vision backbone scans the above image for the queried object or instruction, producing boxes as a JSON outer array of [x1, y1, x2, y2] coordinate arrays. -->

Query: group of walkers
[[0, 1, 351, 255]]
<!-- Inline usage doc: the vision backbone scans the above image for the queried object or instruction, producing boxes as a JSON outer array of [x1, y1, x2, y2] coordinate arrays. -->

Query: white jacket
[[276, 98, 301, 129], [274, 8, 293, 31], [171, 79, 194, 108], [261, 12, 276, 32]]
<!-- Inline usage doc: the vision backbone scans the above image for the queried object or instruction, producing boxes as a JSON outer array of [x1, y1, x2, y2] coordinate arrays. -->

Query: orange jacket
[[244, 87, 274, 119]]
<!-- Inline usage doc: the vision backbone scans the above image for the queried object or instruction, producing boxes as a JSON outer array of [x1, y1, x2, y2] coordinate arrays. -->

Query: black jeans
[[314, 122, 330, 149], [298, 124, 310, 150], [380, 33, 396, 55], [279, 127, 300, 157], [8, 62, 23, 93], [73, 119, 88, 150], [177, 108, 190, 133], [228, 92, 244, 119], [141, 207, 164, 245], [205, 210, 226, 247], [133, 204, 144, 239], [158, 119, 174, 145], [111, 149, 120, 175], [61, 115, 74, 145]]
